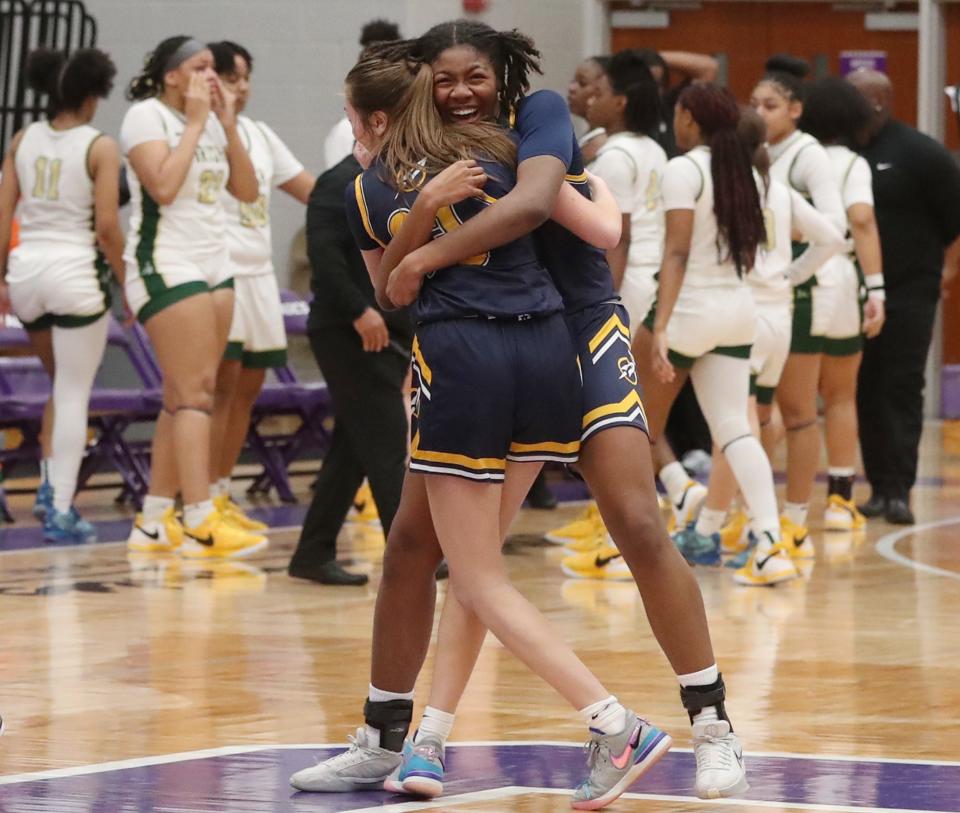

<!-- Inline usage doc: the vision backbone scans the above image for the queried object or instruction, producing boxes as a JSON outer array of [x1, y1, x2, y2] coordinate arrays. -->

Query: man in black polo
[[848, 69, 960, 524]]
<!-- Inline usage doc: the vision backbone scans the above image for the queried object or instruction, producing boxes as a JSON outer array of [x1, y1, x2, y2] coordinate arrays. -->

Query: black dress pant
[[856, 294, 938, 501], [291, 326, 410, 566]]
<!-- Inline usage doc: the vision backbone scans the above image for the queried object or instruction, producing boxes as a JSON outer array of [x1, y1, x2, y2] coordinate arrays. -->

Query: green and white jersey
[[222, 116, 303, 275], [590, 131, 667, 271], [661, 145, 741, 291], [120, 98, 229, 271], [13, 120, 101, 252], [768, 130, 846, 234]]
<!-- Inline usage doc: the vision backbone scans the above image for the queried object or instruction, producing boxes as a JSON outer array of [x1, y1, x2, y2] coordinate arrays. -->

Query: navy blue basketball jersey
[[513, 90, 616, 314], [345, 158, 562, 324]]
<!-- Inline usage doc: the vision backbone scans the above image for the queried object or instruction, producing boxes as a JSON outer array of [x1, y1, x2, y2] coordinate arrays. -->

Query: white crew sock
[[695, 507, 726, 537], [184, 499, 215, 530], [142, 494, 175, 524], [785, 502, 808, 528], [414, 705, 456, 747], [580, 695, 628, 735], [658, 462, 691, 505], [211, 477, 231, 498], [678, 664, 720, 724]]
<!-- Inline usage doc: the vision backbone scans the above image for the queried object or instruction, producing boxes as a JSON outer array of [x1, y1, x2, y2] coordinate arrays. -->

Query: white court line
[[874, 516, 960, 582], [349, 786, 952, 813], [2, 740, 958, 786]]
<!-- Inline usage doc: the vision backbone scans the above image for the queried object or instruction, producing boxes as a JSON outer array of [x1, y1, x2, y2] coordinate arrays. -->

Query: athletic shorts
[[225, 272, 288, 368], [644, 284, 755, 369], [821, 257, 864, 356], [7, 243, 111, 330], [566, 301, 649, 442], [124, 249, 232, 324], [618, 266, 657, 332], [409, 313, 581, 481], [750, 301, 791, 405]]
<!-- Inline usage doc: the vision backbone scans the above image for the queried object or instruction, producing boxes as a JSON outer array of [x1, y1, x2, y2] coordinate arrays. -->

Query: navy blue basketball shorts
[[409, 313, 581, 481], [566, 302, 649, 443]]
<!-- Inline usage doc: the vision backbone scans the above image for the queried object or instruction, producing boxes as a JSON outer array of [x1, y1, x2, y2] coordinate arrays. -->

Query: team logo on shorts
[[618, 354, 638, 386]]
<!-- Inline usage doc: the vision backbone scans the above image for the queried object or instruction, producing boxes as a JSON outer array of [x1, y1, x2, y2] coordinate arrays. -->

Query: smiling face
[[219, 52, 251, 114], [431, 44, 499, 126], [750, 79, 801, 145], [567, 58, 605, 118]]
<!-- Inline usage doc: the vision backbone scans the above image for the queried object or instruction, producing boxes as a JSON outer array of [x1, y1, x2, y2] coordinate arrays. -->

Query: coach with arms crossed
[[849, 69, 960, 525]]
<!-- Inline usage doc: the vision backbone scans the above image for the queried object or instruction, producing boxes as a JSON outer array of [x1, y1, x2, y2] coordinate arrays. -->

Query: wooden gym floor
[[0, 423, 957, 812]]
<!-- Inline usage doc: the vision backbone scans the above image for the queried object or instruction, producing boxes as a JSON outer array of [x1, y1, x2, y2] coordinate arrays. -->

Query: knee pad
[[712, 415, 753, 451]]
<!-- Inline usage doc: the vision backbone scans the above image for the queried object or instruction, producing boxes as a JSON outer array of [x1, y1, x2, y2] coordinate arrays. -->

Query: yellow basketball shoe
[[179, 510, 268, 559], [561, 539, 632, 581], [780, 515, 815, 560], [823, 495, 866, 532], [214, 494, 268, 532], [127, 507, 184, 553], [719, 510, 750, 555], [563, 524, 608, 554], [348, 482, 380, 525], [667, 480, 708, 534], [545, 502, 603, 545], [733, 538, 799, 587]]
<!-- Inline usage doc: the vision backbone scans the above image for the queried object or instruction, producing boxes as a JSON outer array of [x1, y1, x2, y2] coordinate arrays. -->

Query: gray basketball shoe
[[290, 727, 401, 792]]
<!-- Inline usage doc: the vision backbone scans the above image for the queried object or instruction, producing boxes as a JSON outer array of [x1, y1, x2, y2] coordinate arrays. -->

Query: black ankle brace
[[363, 698, 414, 753], [679, 675, 732, 728]]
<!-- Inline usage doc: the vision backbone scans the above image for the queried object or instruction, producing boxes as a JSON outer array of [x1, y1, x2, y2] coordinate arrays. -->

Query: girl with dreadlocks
[[345, 42, 671, 809], [299, 20, 744, 806], [0, 47, 122, 542], [636, 84, 799, 588]]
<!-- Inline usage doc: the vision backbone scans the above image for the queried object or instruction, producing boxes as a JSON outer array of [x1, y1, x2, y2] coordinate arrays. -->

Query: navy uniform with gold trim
[[345, 156, 581, 481], [515, 90, 649, 442]]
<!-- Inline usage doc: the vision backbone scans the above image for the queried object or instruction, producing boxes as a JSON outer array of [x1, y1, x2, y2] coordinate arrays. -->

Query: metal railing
[[0, 0, 96, 156]]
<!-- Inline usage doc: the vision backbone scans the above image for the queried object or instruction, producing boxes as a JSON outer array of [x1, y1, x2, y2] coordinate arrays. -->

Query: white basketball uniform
[[120, 98, 230, 321], [589, 131, 667, 330], [821, 144, 874, 354], [659, 145, 755, 365], [223, 116, 303, 368], [751, 177, 845, 401], [7, 121, 111, 328], [767, 130, 845, 352]]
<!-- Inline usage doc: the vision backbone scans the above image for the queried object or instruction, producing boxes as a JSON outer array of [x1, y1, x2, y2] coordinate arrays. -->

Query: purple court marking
[[0, 744, 957, 812]]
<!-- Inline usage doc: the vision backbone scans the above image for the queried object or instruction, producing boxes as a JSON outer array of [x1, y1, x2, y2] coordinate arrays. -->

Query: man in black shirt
[[288, 154, 414, 584], [849, 70, 960, 524]]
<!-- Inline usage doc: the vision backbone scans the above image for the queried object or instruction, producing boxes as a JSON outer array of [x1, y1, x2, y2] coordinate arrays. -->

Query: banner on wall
[[840, 50, 887, 75]]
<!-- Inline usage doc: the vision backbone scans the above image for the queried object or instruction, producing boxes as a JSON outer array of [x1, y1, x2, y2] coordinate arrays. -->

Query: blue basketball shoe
[[33, 479, 54, 519], [392, 735, 444, 798], [672, 525, 722, 566], [44, 507, 97, 544]]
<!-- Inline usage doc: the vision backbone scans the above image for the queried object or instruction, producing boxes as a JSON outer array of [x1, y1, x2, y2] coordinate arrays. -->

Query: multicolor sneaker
[[33, 479, 54, 519], [780, 515, 814, 560], [667, 481, 707, 534], [127, 507, 184, 553], [214, 494, 268, 532], [672, 526, 721, 566], [732, 538, 798, 587], [692, 719, 749, 799], [546, 502, 604, 546], [572, 711, 672, 810], [43, 507, 97, 544], [561, 540, 632, 581], [395, 735, 445, 798], [290, 727, 401, 792], [719, 510, 750, 555], [179, 510, 268, 559], [823, 495, 866, 532]]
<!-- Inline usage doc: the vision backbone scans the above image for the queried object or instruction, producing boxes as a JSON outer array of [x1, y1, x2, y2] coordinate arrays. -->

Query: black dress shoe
[[525, 473, 558, 510], [289, 560, 369, 586], [857, 494, 887, 518], [884, 498, 915, 526]]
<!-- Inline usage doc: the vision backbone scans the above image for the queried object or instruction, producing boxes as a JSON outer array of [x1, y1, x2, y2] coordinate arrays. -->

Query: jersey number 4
[[32, 157, 62, 201]]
